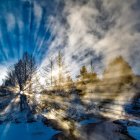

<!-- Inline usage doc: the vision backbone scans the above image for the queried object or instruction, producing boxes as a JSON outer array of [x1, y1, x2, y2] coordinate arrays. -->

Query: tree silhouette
[[42, 58, 54, 87], [90, 59, 94, 73], [5, 52, 36, 111], [15, 52, 36, 92], [4, 70, 17, 87], [57, 51, 63, 86], [80, 66, 88, 80], [50, 58, 54, 87]]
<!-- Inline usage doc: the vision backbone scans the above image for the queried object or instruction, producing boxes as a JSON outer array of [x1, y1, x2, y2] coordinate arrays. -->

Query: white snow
[[127, 126, 140, 140], [0, 122, 60, 140]]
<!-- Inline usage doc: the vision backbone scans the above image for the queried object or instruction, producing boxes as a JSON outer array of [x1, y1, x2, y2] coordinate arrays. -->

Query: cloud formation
[[0, 0, 140, 84], [40, 0, 140, 78]]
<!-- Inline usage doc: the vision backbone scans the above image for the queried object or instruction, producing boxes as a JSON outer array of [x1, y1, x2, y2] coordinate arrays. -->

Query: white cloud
[[0, 65, 8, 85], [6, 13, 16, 31], [33, 1, 42, 23], [40, 0, 140, 79]]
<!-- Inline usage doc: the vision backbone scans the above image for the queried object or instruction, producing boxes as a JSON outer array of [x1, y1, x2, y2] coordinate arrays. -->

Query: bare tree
[[6, 52, 36, 111], [56, 50, 69, 90], [57, 51, 63, 86], [4, 69, 17, 87], [42, 58, 54, 88], [50, 58, 54, 87], [90, 59, 94, 73], [15, 52, 36, 92]]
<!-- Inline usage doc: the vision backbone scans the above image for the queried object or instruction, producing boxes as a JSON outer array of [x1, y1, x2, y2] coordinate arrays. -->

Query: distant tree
[[80, 66, 88, 79], [103, 56, 133, 84], [78, 65, 97, 83], [66, 75, 73, 90], [57, 51, 63, 85], [90, 59, 94, 73], [42, 51, 66, 90], [50, 58, 54, 86], [43, 58, 54, 87], [42, 51, 71, 90], [67, 75, 73, 83], [56, 51, 69, 90]]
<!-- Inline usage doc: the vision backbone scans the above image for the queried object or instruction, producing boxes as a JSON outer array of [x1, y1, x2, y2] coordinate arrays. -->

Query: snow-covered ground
[[127, 119, 140, 140], [115, 119, 140, 140], [78, 117, 140, 140], [0, 122, 60, 140], [127, 126, 140, 140]]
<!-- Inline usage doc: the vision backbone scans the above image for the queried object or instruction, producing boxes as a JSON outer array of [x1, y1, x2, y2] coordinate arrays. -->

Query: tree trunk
[[19, 85, 24, 112], [20, 92, 23, 112]]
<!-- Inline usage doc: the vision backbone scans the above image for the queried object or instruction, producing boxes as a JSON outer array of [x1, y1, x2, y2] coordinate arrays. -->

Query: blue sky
[[0, 0, 60, 83], [0, 0, 140, 84], [0, 0, 58, 64]]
